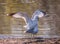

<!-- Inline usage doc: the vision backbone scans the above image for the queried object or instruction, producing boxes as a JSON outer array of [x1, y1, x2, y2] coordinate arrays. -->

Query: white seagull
[[7, 10, 47, 34]]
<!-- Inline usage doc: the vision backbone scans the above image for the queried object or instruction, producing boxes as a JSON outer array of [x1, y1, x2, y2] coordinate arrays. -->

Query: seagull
[[7, 10, 46, 34]]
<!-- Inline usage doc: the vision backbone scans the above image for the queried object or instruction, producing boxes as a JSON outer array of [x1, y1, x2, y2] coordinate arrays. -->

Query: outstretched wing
[[31, 10, 40, 19], [31, 9, 46, 20], [7, 12, 32, 24]]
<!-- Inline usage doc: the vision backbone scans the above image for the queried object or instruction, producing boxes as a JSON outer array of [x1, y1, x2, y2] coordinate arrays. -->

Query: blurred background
[[0, 0, 60, 38]]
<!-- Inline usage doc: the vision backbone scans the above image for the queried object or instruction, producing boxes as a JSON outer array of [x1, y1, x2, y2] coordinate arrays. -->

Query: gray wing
[[14, 12, 32, 24], [31, 9, 42, 20]]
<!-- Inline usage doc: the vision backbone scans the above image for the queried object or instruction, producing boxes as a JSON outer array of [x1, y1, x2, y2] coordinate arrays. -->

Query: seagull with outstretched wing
[[7, 10, 46, 34]]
